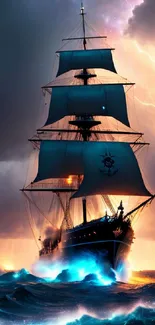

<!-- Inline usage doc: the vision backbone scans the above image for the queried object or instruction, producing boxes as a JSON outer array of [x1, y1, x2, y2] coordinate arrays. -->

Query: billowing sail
[[45, 84, 130, 127], [56, 49, 116, 77], [72, 142, 151, 198], [34, 140, 151, 198], [34, 140, 84, 183]]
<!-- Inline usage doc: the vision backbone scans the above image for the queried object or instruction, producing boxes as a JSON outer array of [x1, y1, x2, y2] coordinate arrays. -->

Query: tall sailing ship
[[22, 3, 154, 270]]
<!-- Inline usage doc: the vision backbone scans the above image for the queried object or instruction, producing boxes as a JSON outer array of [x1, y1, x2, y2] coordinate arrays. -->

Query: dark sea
[[0, 267, 155, 325]]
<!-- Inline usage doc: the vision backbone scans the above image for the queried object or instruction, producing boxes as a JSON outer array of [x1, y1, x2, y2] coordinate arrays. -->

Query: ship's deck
[[66, 215, 119, 234]]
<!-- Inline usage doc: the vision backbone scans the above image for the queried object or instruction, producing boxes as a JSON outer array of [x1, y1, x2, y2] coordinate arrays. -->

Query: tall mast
[[73, 2, 102, 224], [80, 2, 88, 87], [81, 1, 87, 224], [80, 2, 87, 50]]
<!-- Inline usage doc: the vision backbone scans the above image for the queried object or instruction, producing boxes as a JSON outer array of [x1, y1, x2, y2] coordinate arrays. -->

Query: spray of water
[[32, 251, 119, 285]]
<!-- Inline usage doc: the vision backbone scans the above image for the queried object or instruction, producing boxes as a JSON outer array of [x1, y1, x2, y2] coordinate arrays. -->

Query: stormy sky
[[126, 0, 155, 42], [0, 0, 155, 270]]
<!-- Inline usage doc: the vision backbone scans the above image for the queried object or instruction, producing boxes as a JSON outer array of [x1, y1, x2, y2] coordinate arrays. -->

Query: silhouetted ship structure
[[22, 2, 154, 270]]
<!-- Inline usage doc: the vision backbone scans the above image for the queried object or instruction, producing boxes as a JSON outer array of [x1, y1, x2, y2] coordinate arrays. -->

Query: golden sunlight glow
[[130, 274, 155, 285], [2, 262, 15, 271], [67, 175, 73, 185], [128, 239, 155, 271], [0, 239, 38, 271]]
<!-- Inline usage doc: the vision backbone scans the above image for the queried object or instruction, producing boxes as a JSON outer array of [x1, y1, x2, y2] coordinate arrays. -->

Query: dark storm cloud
[[126, 0, 155, 41], [79, 0, 128, 32], [0, 0, 83, 237], [0, 0, 79, 161], [0, 0, 127, 161]]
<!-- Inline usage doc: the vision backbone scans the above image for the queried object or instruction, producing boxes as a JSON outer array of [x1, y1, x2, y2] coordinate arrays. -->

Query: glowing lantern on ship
[[67, 175, 73, 185]]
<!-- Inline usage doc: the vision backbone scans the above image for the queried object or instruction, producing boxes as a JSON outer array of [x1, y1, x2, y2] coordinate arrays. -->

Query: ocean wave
[[0, 270, 154, 324], [67, 306, 155, 325]]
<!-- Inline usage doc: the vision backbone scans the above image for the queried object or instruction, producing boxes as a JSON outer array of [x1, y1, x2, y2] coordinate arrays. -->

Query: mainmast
[[80, 2, 88, 87], [81, 1, 87, 224], [78, 2, 99, 224]]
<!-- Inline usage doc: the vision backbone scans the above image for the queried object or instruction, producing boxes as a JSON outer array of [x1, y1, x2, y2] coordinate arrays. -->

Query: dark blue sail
[[56, 49, 117, 77], [45, 84, 130, 127]]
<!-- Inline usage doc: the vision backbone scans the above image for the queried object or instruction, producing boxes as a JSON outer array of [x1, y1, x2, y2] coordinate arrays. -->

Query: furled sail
[[56, 49, 116, 77], [45, 84, 130, 127], [34, 141, 151, 198]]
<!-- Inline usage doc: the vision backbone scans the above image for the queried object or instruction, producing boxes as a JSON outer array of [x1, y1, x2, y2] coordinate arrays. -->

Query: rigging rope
[[23, 193, 40, 250], [24, 192, 56, 228], [102, 195, 116, 215], [57, 21, 82, 52]]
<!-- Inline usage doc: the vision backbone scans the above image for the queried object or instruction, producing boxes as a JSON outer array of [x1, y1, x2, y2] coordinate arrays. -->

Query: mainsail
[[34, 141, 150, 198]]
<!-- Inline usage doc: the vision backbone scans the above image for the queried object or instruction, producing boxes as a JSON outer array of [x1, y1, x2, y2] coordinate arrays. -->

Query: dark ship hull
[[39, 215, 134, 270]]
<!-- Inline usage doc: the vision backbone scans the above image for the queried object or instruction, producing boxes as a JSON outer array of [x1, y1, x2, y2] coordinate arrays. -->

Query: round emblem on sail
[[100, 153, 118, 176]]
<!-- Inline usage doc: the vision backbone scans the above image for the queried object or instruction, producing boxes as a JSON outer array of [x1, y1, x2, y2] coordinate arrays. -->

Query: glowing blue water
[[0, 265, 154, 325], [33, 253, 116, 285]]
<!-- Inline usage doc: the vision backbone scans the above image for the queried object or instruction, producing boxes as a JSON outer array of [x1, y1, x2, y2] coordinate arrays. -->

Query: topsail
[[44, 84, 130, 127], [56, 49, 116, 77]]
